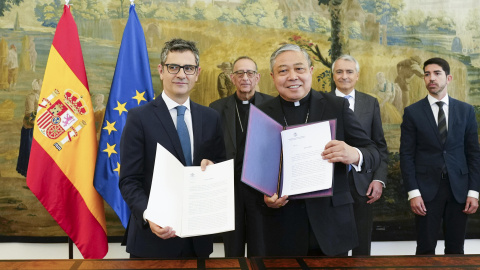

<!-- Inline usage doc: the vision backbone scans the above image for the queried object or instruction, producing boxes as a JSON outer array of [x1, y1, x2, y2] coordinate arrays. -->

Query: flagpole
[[68, 237, 73, 259], [64, 0, 75, 260], [63, 0, 72, 260]]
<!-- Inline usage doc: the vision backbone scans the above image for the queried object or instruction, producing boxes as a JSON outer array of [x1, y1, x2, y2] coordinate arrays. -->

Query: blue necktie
[[343, 95, 352, 172], [344, 95, 353, 111], [176, 106, 192, 166]]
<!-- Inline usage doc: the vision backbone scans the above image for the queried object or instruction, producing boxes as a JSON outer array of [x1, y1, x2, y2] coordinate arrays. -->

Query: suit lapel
[[153, 97, 186, 164], [421, 97, 443, 146], [191, 101, 202, 165], [446, 97, 455, 145], [309, 90, 326, 122], [353, 92, 365, 117]]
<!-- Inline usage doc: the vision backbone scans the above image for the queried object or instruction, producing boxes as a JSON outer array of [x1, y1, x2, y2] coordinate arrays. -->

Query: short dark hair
[[233, 56, 258, 71], [160, 38, 200, 66], [423, 57, 450, 76]]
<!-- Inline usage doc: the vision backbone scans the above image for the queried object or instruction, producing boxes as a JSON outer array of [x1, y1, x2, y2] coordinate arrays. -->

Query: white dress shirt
[[408, 94, 479, 200], [162, 91, 194, 161], [335, 89, 355, 111]]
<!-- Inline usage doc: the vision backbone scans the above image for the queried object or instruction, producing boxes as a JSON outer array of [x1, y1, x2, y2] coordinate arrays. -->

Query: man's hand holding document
[[145, 144, 234, 238], [241, 105, 335, 199]]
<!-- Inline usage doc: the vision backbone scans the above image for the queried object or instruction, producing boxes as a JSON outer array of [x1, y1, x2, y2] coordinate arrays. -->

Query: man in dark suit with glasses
[[120, 38, 226, 258]]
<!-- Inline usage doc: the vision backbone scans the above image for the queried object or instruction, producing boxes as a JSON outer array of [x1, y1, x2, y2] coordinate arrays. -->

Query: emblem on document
[[36, 89, 89, 151]]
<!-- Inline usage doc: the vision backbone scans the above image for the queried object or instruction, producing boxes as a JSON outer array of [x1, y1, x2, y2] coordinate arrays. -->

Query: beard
[[427, 83, 447, 96]]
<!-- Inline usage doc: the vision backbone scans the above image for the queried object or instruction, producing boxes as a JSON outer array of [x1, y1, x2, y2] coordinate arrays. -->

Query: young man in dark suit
[[210, 56, 273, 257], [401, 57, 480, 255], [258, 44, 380, 256], [119, 38, 226, 258], [331, 55, 388, 256]]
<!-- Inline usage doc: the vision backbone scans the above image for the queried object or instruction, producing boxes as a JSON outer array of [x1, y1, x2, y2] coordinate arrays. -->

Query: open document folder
[[145, 143, 235, 238], [241, 105, 335, 199]]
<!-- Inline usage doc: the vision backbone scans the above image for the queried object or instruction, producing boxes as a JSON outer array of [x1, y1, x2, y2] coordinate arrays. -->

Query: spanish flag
[[26, 5, 108, 259]]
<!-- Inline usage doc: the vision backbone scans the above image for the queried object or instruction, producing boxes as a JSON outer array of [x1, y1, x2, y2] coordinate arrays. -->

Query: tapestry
[[0, 0, 478, 241]]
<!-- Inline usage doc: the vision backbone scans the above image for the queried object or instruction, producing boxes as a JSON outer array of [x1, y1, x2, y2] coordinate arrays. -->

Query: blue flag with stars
[[94, 4, 154, 228]]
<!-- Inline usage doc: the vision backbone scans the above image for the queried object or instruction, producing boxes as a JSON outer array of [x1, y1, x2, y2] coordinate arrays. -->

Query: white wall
[[0, 240, 479, 259]]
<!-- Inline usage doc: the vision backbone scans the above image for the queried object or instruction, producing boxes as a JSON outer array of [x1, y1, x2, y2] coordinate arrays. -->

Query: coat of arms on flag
[[36, 89, 89, 151]]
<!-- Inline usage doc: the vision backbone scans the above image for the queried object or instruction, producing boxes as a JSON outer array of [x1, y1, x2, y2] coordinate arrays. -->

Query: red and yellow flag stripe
[[27, 5, 108, 259]]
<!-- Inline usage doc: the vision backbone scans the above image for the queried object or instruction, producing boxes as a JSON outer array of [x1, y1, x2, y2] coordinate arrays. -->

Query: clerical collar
[[279, 91, 311, 107], [234, 93, 255, 105]]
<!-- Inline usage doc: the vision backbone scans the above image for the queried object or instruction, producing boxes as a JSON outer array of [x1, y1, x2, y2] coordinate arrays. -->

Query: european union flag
[[94, 4, 154, 228]]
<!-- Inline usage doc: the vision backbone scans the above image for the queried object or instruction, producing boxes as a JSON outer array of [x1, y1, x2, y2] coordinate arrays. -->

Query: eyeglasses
[[233, 70, 257, 78], [164, 64, 198, 75]]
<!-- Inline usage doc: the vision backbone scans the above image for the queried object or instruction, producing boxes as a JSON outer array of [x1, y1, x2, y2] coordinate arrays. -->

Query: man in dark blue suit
[[259, 44, 380, 256], [210, 56, 273, 257], [400, 57, 480, 255], [331, 55, 388, 256], [119, 38, 226, 258]]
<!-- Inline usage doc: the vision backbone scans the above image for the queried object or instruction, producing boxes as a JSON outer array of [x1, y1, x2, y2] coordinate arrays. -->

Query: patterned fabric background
[[0, 0, 478, 240]]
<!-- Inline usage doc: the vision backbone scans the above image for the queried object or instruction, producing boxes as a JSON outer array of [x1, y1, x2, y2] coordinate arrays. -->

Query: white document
[[145, 143, 235, 238], [280, 121, 333, 196]]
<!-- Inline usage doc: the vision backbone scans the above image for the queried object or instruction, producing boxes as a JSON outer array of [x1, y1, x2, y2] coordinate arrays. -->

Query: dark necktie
[[437, 101, 447, 145], [176, 106, 192, 166]]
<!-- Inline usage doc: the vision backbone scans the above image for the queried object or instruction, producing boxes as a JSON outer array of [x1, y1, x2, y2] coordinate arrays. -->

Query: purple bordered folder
[[241, 105, 335, 199]]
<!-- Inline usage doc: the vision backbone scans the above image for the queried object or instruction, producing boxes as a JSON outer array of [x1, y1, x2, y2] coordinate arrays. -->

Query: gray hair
[[270, 44, 312, 72], [332, 54, 360, 73], [160, 38, 200, 66], [233, 56, 258, 71]]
